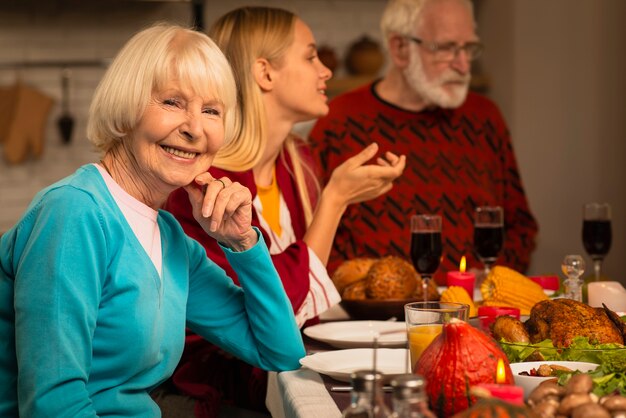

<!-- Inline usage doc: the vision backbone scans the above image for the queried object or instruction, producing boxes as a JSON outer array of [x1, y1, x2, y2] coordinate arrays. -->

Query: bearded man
[[309, 0, 538, 285]]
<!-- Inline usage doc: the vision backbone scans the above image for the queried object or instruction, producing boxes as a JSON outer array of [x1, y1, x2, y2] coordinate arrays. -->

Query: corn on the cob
[[440, 285, 478, 317], [480, 266, 548, 315]]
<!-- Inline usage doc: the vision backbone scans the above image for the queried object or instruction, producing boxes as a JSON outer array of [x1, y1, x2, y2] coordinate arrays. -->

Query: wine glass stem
[[593, 259, 602, 281], [422, 276, 430, 302], [484, 261, 493, 277]]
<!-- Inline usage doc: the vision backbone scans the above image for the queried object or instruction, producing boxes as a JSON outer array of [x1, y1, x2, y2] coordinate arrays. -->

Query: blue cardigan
[[0, 164, 304, 417]]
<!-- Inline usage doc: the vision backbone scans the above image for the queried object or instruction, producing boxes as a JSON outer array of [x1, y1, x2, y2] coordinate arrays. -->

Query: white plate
[[299, 348, 409, 382], [303, 320, 407, 349]]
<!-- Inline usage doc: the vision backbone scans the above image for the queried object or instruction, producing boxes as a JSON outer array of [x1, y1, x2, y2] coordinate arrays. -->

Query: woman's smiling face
[[128, 81, 226, 192]]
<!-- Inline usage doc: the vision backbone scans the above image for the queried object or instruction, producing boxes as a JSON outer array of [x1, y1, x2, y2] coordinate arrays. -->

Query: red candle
[[476, 384, 524, 405], [446, 256, 476, 300], [475, 359, 524, 405], [529, 275, 560, 291]]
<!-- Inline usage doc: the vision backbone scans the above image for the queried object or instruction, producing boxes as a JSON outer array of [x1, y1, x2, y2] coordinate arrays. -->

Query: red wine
[[582, 220, 611, 260], [410, 232, 442, 275], [473, 225, 504, 261]]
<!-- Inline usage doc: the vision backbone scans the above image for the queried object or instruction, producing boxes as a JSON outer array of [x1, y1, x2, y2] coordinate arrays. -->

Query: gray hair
[[87, 23, 237, 153], [380, 0, 474, 46]]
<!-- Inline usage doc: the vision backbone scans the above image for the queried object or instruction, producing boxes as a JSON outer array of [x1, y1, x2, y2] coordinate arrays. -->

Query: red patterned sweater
[[309, 82, 538, 284]]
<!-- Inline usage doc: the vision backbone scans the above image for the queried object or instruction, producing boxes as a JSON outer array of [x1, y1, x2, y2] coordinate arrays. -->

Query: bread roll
[[331, 258, 377, 294], [342, 280, 367, 300], [365, 256, 418, 300]]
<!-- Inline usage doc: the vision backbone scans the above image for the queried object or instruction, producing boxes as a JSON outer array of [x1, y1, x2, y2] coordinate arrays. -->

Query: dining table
[[265, 305, 401, 418]]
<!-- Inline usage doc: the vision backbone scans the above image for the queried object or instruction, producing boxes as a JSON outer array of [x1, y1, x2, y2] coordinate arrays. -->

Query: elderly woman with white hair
[[0, 23, 304, 417]]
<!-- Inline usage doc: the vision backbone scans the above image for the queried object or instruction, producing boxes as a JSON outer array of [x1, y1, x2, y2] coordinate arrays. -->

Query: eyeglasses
[[405, 36, 483, 61]]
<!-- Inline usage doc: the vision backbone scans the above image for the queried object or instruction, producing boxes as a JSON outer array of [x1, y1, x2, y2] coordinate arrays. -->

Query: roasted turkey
[[491, 299, 625, 347], [525, 299, 624, 347]]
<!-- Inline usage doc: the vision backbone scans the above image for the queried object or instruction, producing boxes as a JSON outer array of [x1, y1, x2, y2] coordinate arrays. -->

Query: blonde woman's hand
[[184, 173, 257, 251], [324, 143, 406, 207]]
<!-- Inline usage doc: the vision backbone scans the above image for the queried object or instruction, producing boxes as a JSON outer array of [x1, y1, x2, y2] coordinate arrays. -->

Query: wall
[[0, 0, 194, 232], [489, 0, 626, 282], [480, 1, 626, 283], [1, 0, 624, 284]]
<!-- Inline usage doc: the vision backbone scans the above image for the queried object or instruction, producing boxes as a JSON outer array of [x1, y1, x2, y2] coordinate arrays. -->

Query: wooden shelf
[[326, 75, 377, 98], [326, 73, 491, 97]]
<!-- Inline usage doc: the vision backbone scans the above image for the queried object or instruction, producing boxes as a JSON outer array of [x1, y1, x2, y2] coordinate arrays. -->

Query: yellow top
[[256, 167, 282, 236]]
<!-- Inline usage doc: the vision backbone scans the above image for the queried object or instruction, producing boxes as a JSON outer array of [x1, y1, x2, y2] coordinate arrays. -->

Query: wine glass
[[473, 206, 504, 278], [410, 214, 442, 302], [561, 254, 585, 302], [582, 202, 612, 281]]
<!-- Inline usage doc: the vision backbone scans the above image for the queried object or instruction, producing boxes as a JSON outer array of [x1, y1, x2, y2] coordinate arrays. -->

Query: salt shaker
[[389, 374, 431, 418], [341, 369, 392, 418]]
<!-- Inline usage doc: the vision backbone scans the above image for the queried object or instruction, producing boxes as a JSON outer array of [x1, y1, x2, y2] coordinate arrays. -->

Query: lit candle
[[474, 359, 524, 405], [446, 256, 476, 300]]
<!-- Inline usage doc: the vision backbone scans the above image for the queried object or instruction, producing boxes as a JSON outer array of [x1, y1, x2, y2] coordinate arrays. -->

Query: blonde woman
[[164, 6, 406, 416]]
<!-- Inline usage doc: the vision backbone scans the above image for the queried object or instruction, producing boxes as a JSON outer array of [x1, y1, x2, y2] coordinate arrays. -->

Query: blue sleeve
[[13, 187, 103, 417], [184, 228, 305, 371]]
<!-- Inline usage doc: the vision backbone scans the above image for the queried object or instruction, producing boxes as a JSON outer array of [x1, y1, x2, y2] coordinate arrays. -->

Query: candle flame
[[460, 256, 467, 273], [496, 358, 506, 384]]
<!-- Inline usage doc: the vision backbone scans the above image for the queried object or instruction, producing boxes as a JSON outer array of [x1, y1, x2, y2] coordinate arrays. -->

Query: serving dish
[[509, 361, 598, 399], [299, 348, 409, 382], [303, 320, 407, 349]]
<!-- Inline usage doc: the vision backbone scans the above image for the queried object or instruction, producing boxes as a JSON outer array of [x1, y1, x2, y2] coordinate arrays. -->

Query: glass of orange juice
[[405, 302, 469, 372]]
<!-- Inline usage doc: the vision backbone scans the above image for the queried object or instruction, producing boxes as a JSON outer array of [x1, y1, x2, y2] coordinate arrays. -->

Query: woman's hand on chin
[[184, 173, 257, 251]]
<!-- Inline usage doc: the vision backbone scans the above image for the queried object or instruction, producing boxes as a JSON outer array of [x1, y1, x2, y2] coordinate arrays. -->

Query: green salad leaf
[[499, 338, 556, 363], [557, 367, 626, 396], [502, 336, 626, 396], [499, 336, 625, 364]]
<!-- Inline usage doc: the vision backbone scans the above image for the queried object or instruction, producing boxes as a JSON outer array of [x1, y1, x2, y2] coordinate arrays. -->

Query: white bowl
[[510, 361, 599, 400]]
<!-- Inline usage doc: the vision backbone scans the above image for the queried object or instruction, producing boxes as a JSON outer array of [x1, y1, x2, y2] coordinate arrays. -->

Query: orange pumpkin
[[415, 318, 514, 417]]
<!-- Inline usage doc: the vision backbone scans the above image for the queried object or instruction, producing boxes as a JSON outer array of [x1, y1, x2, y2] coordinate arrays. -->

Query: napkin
[[266, 369, 341, 418]]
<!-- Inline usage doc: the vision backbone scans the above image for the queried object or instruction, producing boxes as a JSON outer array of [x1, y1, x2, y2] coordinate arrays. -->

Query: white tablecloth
[[264, 304, 351, 417], [266, 369, 342, 418]]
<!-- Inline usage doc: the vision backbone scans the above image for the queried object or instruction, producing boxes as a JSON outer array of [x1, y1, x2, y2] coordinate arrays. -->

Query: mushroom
[[531, 398, 559, 418], [602, 395, 626, 413], [565, 373, 593, 394], [528, 381, 566, 405], [571, 402, 610, 418], [557, 393, 593, 416]]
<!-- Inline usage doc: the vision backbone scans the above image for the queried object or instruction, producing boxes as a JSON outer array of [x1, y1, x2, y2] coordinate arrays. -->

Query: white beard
[[403, 48, 471, 109]]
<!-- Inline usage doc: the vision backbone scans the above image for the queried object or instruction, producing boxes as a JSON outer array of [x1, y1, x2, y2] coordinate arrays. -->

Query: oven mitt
[[0, 85, 17, 142], [2, 82, 54, 164]]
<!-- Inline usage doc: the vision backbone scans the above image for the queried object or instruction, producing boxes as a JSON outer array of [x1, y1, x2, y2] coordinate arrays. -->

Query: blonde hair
[[380, 0, 474, 46], [209, 7, 318, 225], [87, 22, 237, 153]]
